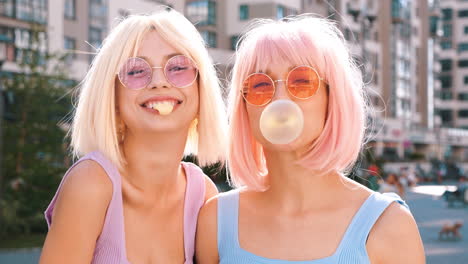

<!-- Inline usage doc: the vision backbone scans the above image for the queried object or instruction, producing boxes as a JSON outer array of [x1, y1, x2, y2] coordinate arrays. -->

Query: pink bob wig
[[227, 15, 368, 191]]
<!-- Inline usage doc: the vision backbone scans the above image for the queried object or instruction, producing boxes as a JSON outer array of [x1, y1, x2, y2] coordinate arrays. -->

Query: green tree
[[0, 26, 73, 237]]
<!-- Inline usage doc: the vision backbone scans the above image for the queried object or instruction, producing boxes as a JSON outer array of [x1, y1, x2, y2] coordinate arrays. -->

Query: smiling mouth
[[141, 99, 182, 115]]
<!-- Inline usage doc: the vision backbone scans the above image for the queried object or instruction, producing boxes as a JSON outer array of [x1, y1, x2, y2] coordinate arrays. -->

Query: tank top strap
[[217, 189, 241, 254], [339, 192, 409, 250], [181, 162, 206, 263]]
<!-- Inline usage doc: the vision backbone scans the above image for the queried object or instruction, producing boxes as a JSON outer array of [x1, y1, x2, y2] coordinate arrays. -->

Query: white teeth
[[145, 101, 176, 115]]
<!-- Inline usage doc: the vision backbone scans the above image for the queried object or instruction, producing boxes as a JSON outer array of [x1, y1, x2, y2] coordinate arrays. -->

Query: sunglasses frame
[[241, 65, 324, 106], [117, 54, 199, 90]]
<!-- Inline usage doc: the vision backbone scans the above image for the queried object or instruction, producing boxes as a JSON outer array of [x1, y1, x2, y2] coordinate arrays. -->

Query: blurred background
[[0, 0, 467, 263]]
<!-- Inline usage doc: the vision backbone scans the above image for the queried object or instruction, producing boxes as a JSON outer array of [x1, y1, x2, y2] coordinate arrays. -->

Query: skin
[[40, 31, 218, 264], [196, 61, 425, 263]]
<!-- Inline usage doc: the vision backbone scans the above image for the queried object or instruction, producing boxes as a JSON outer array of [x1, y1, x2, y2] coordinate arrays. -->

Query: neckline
[[120, 162, 192, 264], [233, 190, 377, 263]]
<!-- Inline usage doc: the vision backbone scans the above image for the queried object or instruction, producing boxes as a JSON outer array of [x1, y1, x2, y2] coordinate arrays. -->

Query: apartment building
[[2, 0, 468, 162]]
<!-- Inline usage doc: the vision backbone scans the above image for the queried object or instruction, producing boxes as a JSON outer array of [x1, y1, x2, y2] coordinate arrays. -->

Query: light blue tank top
[[217, 189, 408, 264]]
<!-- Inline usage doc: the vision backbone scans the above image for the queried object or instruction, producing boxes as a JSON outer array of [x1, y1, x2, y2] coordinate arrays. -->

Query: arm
[[39, 160, 113, 264], [195, 196, 219, 264], [367, 202, 425, 264]]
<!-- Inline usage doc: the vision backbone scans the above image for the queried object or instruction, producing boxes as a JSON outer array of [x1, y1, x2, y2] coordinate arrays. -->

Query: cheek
[[189, 83, 200, 112], [116, 82, 136, 122], [178, 83, 200, 123], [303, 91, 329, 135], [245, 104, 264, 136]]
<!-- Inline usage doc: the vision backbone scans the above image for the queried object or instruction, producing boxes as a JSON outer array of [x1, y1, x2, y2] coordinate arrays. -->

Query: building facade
[[3, 0, 468, 165]]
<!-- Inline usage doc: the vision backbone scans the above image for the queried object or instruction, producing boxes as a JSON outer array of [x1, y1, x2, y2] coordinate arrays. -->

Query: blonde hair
[[228, 16, 367, 190], [71, 8, 227, 169]]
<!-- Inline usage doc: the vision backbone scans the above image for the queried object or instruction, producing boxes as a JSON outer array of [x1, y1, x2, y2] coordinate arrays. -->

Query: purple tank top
[[44, 151, 206, 264]]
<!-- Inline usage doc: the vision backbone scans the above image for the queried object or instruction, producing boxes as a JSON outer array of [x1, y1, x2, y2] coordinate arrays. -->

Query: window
[[0, 26, 14, 43], [440, 75, 452, 88], [89, 27, 102, 49], [64, 0, 76, 19], [459, 10, 468, 17], [441, 41, 452, 50], [230, 35, 239, 51], [239, 4, 248, 20], [64, 37, 76, 63], [0, 26, 14, 62], [0, 0, 15, 17], [277, 5, 285, 19], [442, 8, 453, 20], [441, 91, 453, 100], [400, 23, 411, 38], [392, 0, 401, 19], [440, 59, 452, 71], [459, 93, 468, 100], [440, 109, 453, 124], [459, 60, 468, 67], [186, 1, 216, 26], [465, 76, 468, 84], [458, 110, 468, 118], [465, 26, 468, 34], [17, 0, 47, 24], [201, 31, 216, 48], [443, 24, 452, 37], [460, 43, 468, 52]]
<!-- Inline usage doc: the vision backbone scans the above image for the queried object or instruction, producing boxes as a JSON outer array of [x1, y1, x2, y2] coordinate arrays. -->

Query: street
[[409, 185, 468, 264]]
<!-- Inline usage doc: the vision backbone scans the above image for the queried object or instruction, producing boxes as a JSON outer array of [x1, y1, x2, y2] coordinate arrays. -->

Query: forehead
[[136, 31, 179, 64], [258, 62, 299, 77]]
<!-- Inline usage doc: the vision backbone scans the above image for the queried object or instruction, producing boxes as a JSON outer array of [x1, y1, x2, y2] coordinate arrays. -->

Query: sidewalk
[[408, 185, 468, 264], [0, 248, 41, 264]]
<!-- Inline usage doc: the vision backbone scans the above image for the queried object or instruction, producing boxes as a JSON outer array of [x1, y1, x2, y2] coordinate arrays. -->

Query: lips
[[140, 96, 182, 115]]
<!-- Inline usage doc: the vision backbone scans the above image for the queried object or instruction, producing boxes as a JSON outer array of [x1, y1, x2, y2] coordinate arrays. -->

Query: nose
[[272, 80, 290, 100], [148, 67, 170, 89]]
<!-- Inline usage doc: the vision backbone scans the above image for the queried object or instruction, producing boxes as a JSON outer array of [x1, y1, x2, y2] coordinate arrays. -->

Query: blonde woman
[[197, 16, 424, 263], [40, 8, 226, 264]]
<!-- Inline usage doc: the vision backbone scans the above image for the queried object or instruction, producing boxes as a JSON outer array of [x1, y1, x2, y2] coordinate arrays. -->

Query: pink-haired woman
[[196, 16, 424, 264], [40, 8, 226, 264]]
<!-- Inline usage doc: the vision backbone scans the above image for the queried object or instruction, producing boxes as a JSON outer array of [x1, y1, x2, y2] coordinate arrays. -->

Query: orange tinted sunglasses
[[241, 65, 324, 106]]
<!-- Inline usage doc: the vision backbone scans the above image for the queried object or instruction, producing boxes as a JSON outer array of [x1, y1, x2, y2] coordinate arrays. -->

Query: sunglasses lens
[[165, 55, 198, 88], [242, 73, 275, 106], [287, 66, 320, 99], [118, 57, 152, 90]]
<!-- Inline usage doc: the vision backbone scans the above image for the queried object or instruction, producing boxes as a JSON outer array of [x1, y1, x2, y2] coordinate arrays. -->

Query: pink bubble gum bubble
[[259, 99, 304, 145]]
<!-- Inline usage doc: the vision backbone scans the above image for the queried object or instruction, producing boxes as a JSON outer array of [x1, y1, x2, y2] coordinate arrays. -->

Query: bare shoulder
[[48, 159, 114, 232], [40, 159, 114, 263], [202, 174, 219, 202], [198, 194, 219, 228], [56, 159, 113, 211], [367, 200, 425, 264], [196, 194, 219, 264]]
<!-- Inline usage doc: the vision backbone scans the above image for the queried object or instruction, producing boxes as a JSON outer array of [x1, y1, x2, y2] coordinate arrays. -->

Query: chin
[[152, 123, 191, 133], [258, 133, 318, 154]]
